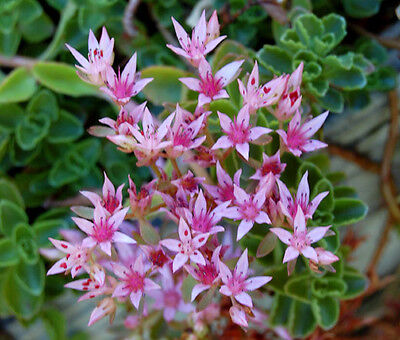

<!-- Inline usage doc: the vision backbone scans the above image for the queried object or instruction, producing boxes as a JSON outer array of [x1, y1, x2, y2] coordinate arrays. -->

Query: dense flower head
[[49, 10, 339, 334]]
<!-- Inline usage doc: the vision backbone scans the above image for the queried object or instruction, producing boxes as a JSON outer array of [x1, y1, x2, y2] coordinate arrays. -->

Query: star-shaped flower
[[219, 249, 272, 308], [270, 206, 331, 263], [167, 10, 226, 67], [160, 218, 209, 272], [66, 27, 114, 85], [250, 151, 286, 181], [180, 57, 244, 107], [277, 110, 329, 157], [212, 105, 271, 160]]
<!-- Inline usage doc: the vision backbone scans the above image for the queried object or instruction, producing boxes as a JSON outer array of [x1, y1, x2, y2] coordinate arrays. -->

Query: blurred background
[[0, 0, 399, 339]]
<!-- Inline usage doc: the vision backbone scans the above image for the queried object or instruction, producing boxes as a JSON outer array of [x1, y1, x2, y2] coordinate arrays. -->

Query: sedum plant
[[45, 10, 369, 338]]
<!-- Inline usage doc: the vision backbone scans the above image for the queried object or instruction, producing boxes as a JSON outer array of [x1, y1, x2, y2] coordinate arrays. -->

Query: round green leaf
[[333, 198, 368, 226], [0, 67, 37, 103], [0, 238, 19, 268], [15, 260, 45, 296], [48, 110, 83, 143], [270, 294, 293, 327], [13, 223, 39, 265], [342, 268, 368, 299], [27, 89, 58, 121], [15, 112, 51, 150], [289, 300, 317, 337], [257, 45, 292, 74], [0, 178, 24, 208], [284, 274, 313, 303], [311, 277, 347, 298], [32, 62, 98, 97], [0, 103, 25, 131], [33, 219, 66, 248], [0, 200, 28, 237], [311, 296, 339, 330]]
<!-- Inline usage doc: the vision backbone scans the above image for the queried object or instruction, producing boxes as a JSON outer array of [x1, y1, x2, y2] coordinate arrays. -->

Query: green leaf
[[13, 223, 39, 265], [3, 270, 43, 319], [15, 112, 50, 150], [366, 66, 397, 91], [0, 200, 28, 237], [48, 110, 83, 143], [288, 300, 317, 337], [343, 0, 381, 18], [297, 161, 324, 192], [318, 87, 344, 113], [0, 238, 19, 267], [27, 89, 58, 121], [0, 68, 36, 103], [257, 45, 292, 74], [15, 260, 45, 296], [41, 307, 66, 340], [322, 14, 346, 47], [311, 277, 347, 298], [181, 275, 196, 303], [311, 296, 339, 330], [256, 232, 277, 258], [0, 178, 24, 207], [0, 10, 18, 34], [342, 268, 368, 299], [0, 30, 21, 56], [357, 38, 387, 64], [333, 198, 368, 226], [0, 103, 25, 131], [294, 13, 324, 46], [141, 66, 187, 105], [78, 7, 106, 32], [197, 285, 217, 311], [20, 13, 53, 43], [334, 186, 357, 199], [17, 0, 43, 24], [284, 275, 313, 303], [270, 294, 293, 326], [32, 62, 98, 97], [313, 178, 334, 212], [212, 40, 248, 71], [139, 219, 160, 245]]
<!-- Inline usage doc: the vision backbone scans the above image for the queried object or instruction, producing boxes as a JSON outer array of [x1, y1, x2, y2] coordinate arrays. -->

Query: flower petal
[[270, 228, 292, 245], [235, 291, 253, 308], [245, 276, 272, 291], [283, 246, 299, 263]]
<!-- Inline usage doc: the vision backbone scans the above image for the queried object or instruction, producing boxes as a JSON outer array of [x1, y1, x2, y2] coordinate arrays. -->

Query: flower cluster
[[47, 10, 337, 334]]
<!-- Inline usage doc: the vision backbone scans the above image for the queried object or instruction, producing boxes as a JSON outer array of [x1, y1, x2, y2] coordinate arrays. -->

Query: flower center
[[227, 118, 249, 145], [163, 289, 181, 308], [93, 217, 114, 242], [196, 263, 218, 285], [239, 199, 259, 221], [228, 276, 245, 295], [125, 271, 145, 292], [200, 72, 222, 98]]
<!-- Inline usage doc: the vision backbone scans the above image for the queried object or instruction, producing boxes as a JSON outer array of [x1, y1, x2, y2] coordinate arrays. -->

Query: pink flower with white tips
[[211, 106, 272, 160], [230, 185, 271, 240], [250, 151, 286, 181], [273, 63, 303, 121], [80, 172, 124, 215], [277, 110, 329, 157], [99, 102, 146, 135], [310, 248, 339, 273], [183, 190, 232, 234], [230, 305, 248, 328], [47, 238, 89, 277], [72, 204, 135, 256], [101, 53, 153, 106], [203, 161, 242, 204], [112, 255, 160, 309], [167, 104, 207, 158], [149, 265, 194, 321], [219, 249, 272, 308], [167, 10, 226, 67], [180, 57, 244, 107], [66, 27, 114, 85], [160, 218, 209, 272], [277, 171, 329, 224], [186, 245, 222, 301], [270, 206, 331, 263], [238, 61, 287, 114]]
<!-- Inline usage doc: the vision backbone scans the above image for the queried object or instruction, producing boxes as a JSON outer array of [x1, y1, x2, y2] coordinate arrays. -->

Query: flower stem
[[150, 163, 162, 179], [171, 158, 182, 177]]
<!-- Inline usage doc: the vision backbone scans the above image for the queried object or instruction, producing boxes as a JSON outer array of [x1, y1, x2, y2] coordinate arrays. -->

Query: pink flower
[[72, 204, 135, 256], [273, 63, 303, 121], [270, 207, 331, 263], [47, 238, 89, 277], [149, 266, 194, 321], [99, 102, 146, 135], [167, 10, 226, 67], [229, 305, 248, 328], [160, 187, 190, 223], [171, 170, 204, 197], [250, 151, 286, 181], [186, 245, 222, 301], [109, 108, 173, 163], [183, 190, 233, 234], [64, 276, 110, 302], [238, 61, 286, 114], [315, 247, 339, 266], [277, 110, 329, 157], [219, 249, 272, 308], [185, 145, 217, 167], [167, 104, 206, 158], [80, 172, 124, 215], [203, 161, 242, 204], [277, 171, 329, 224], [112, 255, 160, 309], [101, 53, 153, 106], [66, 27, 114, 85], [160, 218, 209, 272], [211, 105, 272, 160], [180, 57, 244, 107], [140, 244, 170, 269], [230, 185, 271, 240]]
